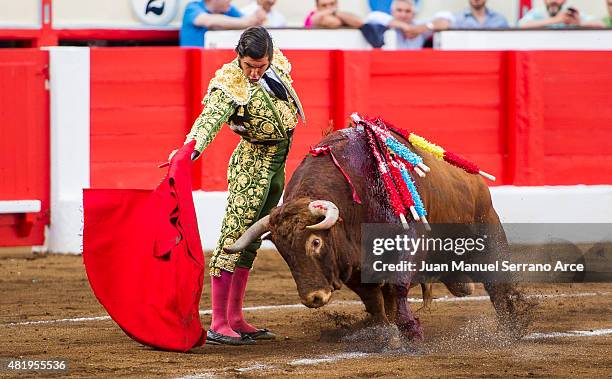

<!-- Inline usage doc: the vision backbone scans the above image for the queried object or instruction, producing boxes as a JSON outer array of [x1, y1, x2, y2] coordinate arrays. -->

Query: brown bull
[[226, 126, 532, 339]]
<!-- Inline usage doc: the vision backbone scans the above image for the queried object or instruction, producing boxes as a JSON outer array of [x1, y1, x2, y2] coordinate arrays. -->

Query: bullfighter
[[170, 26, 305, 346]]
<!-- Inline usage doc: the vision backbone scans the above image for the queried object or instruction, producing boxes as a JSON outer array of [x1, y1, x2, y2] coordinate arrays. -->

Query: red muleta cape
[[83, 141, 206, 352]]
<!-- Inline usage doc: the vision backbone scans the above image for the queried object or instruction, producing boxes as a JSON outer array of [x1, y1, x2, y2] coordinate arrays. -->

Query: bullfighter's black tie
[[263, 73, 289, 102]]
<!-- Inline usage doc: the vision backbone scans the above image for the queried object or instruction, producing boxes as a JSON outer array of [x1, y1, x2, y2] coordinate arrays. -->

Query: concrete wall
[[0, 0, 40, 28]]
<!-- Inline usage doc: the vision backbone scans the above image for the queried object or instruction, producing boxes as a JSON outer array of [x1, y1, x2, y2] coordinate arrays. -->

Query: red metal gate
[[0, 49, 49, 246]]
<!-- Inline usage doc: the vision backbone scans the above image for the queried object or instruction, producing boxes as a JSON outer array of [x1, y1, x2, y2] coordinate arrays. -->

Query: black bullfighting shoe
[[239, 328, 277, 340], [206, 330, 256, 346]]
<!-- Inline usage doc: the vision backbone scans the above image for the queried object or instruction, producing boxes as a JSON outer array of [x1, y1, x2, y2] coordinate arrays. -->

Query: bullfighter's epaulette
[[271, 48, 292, 77], [205, 48, 292, 106]]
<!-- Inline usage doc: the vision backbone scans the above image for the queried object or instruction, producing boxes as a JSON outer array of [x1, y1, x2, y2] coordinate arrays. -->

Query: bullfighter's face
[[239, 55, 270, 83], [268, 199, 343, 308]]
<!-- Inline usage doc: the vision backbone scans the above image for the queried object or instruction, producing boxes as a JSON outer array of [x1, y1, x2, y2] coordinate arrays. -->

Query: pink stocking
[[228, 267, 259, 333], [209, 270, 241, 337]]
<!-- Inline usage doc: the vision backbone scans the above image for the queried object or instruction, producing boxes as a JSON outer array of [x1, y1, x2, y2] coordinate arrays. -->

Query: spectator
[[591, 0, 612, 27], [240, 0, 287, 28], [454, 0, 509, 29], [365, 0, 451, 49], [180, 0, 266, 47], [304, 0, 364, 28], [518, 0, 595, 28]]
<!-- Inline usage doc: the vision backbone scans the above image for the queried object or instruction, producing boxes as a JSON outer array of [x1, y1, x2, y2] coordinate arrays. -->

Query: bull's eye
[[306, 235, 324, 257]]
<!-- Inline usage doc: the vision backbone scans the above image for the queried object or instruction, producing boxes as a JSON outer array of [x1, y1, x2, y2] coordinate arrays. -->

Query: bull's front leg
[[351, 284, 405, 349], [484, 282, 536, 339], [394, 284, 424, 340], [481, 216, 536, 338], [350, 284, 389, 324], [381, 284, 398, 322], [389, 250, 424, 340]]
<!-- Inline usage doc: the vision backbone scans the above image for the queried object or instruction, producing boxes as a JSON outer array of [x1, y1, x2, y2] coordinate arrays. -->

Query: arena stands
[[0, 1, 610, 48]]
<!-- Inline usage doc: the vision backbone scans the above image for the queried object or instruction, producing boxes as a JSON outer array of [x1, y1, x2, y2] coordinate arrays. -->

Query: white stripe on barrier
[[47, 184, 612, 253], [46, 46, 91, 254], [0, 200, 42, 214], [191, 185, 612, 250]]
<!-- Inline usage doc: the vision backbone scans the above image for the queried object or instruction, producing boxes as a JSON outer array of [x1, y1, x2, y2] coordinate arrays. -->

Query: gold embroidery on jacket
[[186, 89, 235, 153]]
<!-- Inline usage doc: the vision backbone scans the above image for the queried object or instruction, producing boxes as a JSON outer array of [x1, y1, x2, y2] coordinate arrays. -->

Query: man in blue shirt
[[454, 0, 509, 29], [180, 0, 266, 47]]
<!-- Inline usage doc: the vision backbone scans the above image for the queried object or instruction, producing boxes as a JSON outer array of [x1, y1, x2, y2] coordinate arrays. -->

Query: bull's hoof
[[387, 326, 403, 350], [492, 288, 538, 340], [397, 317, 424, 341]]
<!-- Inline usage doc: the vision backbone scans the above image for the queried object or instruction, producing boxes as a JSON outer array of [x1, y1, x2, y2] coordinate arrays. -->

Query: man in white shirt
[[241, 0, 287, 28], [366, 0, 451, 50], [518, 0, 596, 28]]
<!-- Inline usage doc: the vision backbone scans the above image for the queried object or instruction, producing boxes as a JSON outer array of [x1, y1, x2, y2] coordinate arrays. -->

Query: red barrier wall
[[89, 49, 612, 191], [90, 47, 189, 189], [521, 51, 612, 185], [0, 49, 49, 245], [335, 50, 509, 182]]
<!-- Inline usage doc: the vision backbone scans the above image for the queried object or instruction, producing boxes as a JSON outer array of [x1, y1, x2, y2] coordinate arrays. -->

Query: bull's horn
[[223, 215, 270, 254], [306, 200, 339, 230]]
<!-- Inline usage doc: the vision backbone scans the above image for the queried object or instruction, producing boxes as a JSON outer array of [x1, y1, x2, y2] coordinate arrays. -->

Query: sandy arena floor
[[1, 249, 611, 378]]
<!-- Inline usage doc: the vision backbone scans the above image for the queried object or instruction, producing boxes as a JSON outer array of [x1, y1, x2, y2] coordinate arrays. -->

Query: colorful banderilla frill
[[353, 115, 424, 230], [351, 112, 496, 230], [384, 121, 496, 182]]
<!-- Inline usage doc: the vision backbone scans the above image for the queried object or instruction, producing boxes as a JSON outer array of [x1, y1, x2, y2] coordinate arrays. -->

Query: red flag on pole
[[83, 141, 206, 352]]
